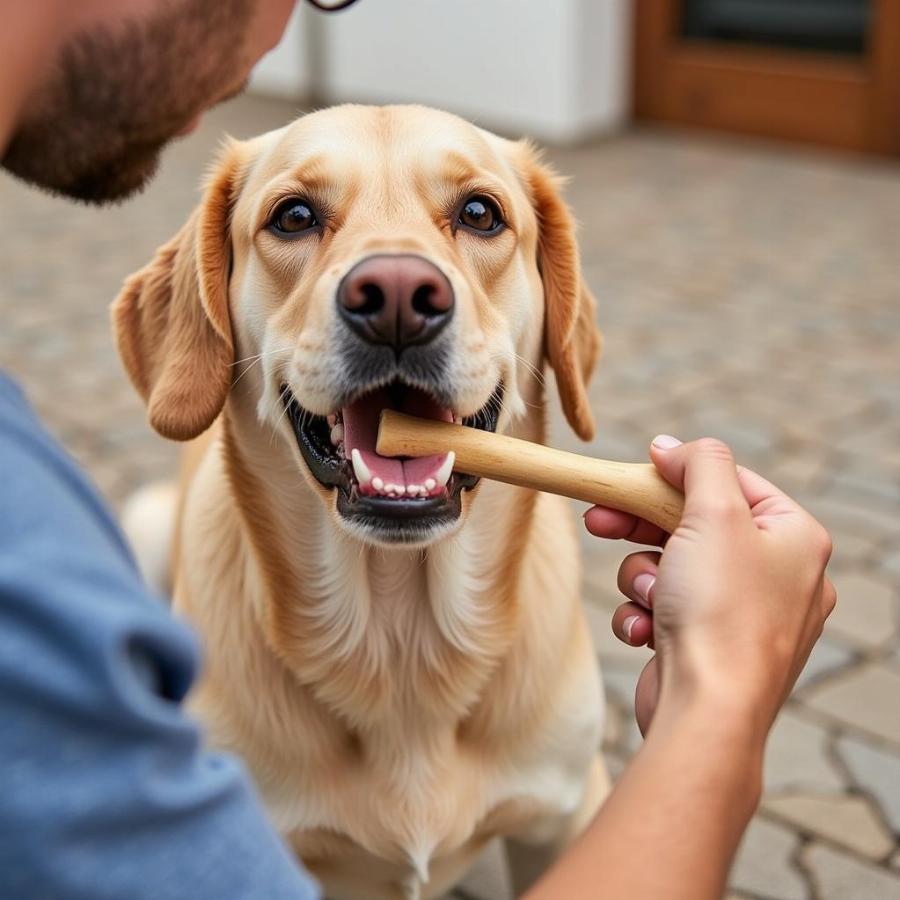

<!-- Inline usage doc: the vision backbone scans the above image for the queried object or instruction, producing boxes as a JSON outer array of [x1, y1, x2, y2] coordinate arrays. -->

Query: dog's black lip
[[282, 381, 504, 530]]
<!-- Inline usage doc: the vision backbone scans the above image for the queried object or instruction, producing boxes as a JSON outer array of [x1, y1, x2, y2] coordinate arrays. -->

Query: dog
[[113, 104, 607, 900]]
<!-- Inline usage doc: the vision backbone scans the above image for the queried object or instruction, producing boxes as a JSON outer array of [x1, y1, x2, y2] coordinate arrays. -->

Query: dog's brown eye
[[270, 199, 319, 235], [458, 196, 503, 234]]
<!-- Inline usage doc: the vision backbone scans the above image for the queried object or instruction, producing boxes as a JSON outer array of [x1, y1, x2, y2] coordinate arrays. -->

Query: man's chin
[[3, 145, 162, 205], [62, 154, 162, 205]]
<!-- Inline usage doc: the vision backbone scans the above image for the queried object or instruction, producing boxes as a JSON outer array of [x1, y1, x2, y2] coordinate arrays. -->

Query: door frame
[[633, 0, 900, 155]]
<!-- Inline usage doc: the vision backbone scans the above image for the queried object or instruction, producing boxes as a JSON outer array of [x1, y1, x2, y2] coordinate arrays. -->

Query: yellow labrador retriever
[[113, 105, 607, 900]]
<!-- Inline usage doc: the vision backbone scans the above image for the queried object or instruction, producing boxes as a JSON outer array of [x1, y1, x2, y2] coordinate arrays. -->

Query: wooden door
[[633, 0, 900, 155]]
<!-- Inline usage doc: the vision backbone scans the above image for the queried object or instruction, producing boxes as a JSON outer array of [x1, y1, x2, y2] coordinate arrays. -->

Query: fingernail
[[623, 615, 640, 643], [652, 434, 682, 450], [633, 573, 655, 608]]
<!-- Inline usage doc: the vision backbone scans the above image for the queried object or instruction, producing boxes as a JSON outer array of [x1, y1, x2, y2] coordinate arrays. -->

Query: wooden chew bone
[[376, 410, 685, 534]]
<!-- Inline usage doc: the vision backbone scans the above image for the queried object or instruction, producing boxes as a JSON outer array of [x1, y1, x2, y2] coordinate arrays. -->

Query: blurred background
[[1, 1, 898, 897]]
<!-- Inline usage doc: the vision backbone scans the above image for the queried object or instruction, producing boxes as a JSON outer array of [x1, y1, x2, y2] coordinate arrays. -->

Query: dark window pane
[[682, 0, 871, 55]]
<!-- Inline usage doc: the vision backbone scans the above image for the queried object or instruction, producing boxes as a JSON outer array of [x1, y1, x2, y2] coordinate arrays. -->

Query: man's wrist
[[658, 645, 778, 739], [649, 678, 767, 806]]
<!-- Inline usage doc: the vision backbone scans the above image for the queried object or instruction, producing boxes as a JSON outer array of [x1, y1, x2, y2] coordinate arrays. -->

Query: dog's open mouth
[[283, 380, 502, 540]]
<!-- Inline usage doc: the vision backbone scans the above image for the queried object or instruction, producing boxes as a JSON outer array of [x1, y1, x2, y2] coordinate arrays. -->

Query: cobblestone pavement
[[2, 95, 898, 899]]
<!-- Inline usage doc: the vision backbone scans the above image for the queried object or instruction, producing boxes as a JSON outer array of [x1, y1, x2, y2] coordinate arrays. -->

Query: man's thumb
[[649, 435, 747, 523]]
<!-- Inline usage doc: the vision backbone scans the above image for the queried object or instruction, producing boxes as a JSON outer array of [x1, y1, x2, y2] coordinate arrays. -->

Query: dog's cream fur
[[113, 105, 607, 900]]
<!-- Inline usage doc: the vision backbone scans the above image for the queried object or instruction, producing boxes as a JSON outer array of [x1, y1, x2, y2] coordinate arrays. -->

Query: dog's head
[[113, 106, 600, 546]]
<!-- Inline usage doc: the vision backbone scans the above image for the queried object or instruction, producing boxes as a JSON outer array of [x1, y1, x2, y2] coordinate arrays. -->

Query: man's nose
[[337, 255, 454, 350]]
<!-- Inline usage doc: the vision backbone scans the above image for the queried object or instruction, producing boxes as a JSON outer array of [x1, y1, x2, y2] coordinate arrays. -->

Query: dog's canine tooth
[[330, 423, 344, 445], [434, 452, 455, 488], [372, 476, 384, 492], [350, 449, 372, 486], [424, 478, 436, 492], [326, 413, 337, 427]]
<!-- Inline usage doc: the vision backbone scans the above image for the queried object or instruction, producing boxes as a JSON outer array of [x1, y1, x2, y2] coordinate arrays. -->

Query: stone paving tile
[[805, 496, 900, 546], [824, 571, 897, 650], [792, 637, 859, 692], [763, 710, 845, 794], [837, 735, 900, 835], [826, 530, 882, 572], [583, 598, 653, 672], [3, 93, 900, 894], [730, 817, 810, 900], [884, 548, 900, 581], [802, 663, 900, 746], [802, 842, 900, 899], [763, 792, 895, 860]]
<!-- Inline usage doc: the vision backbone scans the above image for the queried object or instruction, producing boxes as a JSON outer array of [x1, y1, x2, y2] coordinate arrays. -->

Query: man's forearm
[[527, 696, 763, 899]]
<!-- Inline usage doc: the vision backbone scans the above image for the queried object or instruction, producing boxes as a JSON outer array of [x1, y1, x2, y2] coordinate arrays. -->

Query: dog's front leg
[[506, 754, 611, 896]]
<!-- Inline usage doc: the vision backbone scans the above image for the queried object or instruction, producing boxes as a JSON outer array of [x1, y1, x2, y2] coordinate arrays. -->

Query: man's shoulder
[[0, 370, 27, 407]]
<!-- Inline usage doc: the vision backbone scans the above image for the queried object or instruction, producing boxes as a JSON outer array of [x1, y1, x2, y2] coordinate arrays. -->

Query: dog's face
[[113, 106, 600, 545]]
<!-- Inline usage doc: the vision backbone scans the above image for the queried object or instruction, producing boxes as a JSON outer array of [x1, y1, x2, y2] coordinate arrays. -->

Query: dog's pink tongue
[[342, 388, 453, 496]]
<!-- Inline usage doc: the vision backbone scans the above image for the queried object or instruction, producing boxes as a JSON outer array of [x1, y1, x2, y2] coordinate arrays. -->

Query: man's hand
[[585, 435, 836, 736]]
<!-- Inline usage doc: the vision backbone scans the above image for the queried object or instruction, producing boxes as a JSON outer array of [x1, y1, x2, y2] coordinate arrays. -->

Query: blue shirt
[[0, 372, 319, 899]]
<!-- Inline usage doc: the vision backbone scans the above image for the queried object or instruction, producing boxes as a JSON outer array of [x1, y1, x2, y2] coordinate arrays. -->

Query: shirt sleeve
[[0, 373, 319, 900]]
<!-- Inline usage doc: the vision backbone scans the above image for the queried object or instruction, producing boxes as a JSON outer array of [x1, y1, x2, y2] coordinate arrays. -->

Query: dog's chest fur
[[178, 443, 602, 900]]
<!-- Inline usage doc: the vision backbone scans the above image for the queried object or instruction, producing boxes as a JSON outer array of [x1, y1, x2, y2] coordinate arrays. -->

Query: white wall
[[249, 4, 313, 99], [250, 0, 631, 143]]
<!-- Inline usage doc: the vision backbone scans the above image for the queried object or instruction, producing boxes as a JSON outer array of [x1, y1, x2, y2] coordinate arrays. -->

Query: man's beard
[[2, 0, 252, 204]]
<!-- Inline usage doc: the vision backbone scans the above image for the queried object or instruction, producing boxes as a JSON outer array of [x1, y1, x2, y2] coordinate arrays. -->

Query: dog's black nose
[[337, 255, 454, 350]]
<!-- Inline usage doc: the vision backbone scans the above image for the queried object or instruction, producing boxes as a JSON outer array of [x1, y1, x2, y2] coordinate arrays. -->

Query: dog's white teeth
[[330, 423, 344, 445], [407, 484, 422, 497], [394, 484, 406, 496], [372, 476, 384, 492], [326, 413, 337, 427], [424, 478, 436, 492], [453, 415, 462, 425], [350, 448, 371, 486], [435, 452, 455, 488]]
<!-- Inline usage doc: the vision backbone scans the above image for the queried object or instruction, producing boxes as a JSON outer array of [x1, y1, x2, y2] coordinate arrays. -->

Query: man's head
[[1, 1, 348, 203]]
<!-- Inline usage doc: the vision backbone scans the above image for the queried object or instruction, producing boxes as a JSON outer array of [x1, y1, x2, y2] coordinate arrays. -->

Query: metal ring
[[305, 0, 360, 11]]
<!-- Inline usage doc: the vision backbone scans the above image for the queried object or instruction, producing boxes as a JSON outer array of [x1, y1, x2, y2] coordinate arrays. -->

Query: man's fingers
[[584, 506, 669, 547], [736, 465, 801, 515], [821, 577, 837, 620], [736, 466, 832, 563], [650, 436, 749, 524], [612, 602, 653, 646], [616, 551, 660, 609]]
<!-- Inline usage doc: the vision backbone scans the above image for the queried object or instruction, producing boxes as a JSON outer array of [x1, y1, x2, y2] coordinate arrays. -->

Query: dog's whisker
[[232, 348, 294, 389], [512, 352, 545, 386], [230, 347, 293, 368], [483, 392, 504, 421], [269, 386, 293, 446], [232, 355, 264, 388]]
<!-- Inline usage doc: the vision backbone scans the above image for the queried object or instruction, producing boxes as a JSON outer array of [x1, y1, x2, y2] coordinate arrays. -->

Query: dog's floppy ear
[[522, 146, 602, 441], [111, 143, 243, 441]]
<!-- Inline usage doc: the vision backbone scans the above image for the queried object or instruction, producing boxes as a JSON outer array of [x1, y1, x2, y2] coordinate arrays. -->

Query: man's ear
[[521, 145, 602, 441], [111, 143, 244, 441]]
